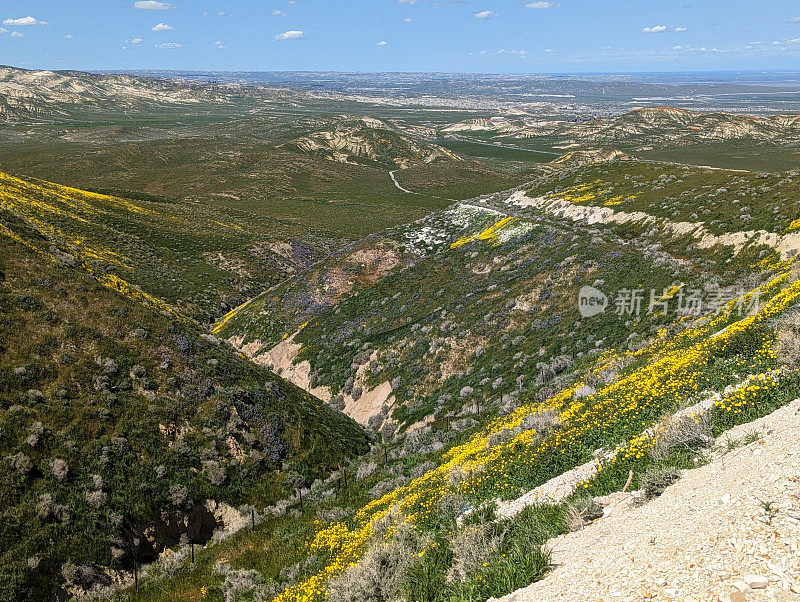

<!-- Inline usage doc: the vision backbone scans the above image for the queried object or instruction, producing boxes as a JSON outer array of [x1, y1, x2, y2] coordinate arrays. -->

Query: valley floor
[[498, 399, 800, 602]]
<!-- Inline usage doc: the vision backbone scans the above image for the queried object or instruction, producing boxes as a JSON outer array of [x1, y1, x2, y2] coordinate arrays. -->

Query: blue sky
[[2, 1, 800, 73]]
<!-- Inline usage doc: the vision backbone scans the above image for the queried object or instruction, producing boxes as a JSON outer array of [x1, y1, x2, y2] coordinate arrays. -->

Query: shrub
[[450, 417, 477, 433], [370, 478, 405, 499], [169, 484, 190, 508], [327, 523, 421, 602], [130, 364, 147, 378], [409, 460, 437, 479], [565, 494, 603, 531], [26, 421, 45, 447], [356, 461, 377, 481], [639, 466, 680, 501], [650, 415, 714, 463], [50, 458, 69, 482], [7, 452, 33, 475], [519, 409, 561, 436], [330, 394, 345, 411], [36, 494, 54, 519], [318, 506, 355, 522], [448, 523, 504, 583], [85, 490, 107, 508], [486, 427, 515, 449], [462, 501, 498, 527], [433, 492, 471, 526], [204, 461, 227, 486], [216, 564, 278, 602], [53, 503, 71, 524]]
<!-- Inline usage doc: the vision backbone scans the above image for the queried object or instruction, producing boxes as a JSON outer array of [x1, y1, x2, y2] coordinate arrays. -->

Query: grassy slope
[[525, 159, 800, 235], [218, 158, 781, 435], [134, 159, 800, 601], [0, 120, 538, 330], [0, 206, 369, 600]]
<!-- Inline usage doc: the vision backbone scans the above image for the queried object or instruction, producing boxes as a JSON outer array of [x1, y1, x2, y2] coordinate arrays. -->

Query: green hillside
[[0, 195, 369, 600], [128, 153, 800, 601]]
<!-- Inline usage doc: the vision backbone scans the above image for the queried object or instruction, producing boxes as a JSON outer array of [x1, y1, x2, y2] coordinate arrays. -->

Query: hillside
[[6, 66, 800, 601], [141, 149, 798, 601], [440, 107, 800, 170], [499, 398, 800, 600], [0, 68, 539, 308], [215, 152, 791, 436], [286, 117, 461, 169], [0, 188, 369, 600], [0, 169, 346, 324], [444, 107, 800, 150], [0, 66, 234, 124]]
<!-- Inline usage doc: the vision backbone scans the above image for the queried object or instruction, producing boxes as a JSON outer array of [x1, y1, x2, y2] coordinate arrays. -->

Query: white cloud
[[376, 40, 388, 46], [0, 28, 7, 34], [403, 17, 412, 23], [474, 10, 498, 19], [154, 41, 182, 48], [214, 40, 225, 48], [274, 30, 305, 40], [673, 45, 683, 50], [675, 27, 687, 32], [64, 33, 74, 39], [133, 1, 176, 10], [152, 22, 174, 31], [271, 10, 287, 17], [525, 2, 559, 8], [11, 31, 24, 37], [642, 25, 667, 33], [478, 48, 528, 57], [398, 0, 419, 4], [791, 17, 800, 23], [3, 16, 49, 26], [130, 36, 144, 45]]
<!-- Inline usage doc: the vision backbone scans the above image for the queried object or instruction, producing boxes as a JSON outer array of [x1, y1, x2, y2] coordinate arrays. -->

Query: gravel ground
[[495, 399, 800, 602]]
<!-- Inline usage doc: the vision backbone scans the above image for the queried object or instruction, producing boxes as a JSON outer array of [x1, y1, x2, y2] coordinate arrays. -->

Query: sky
[[2, 1, 800, 73]]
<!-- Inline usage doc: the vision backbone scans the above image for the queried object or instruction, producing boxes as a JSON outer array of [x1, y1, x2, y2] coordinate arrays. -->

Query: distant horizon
[[8, 63, 800, 81]]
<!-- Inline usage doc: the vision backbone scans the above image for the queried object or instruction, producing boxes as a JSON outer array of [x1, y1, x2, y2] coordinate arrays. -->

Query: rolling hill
[[0, 65, 235, 124], [286, 117, 461, 169]]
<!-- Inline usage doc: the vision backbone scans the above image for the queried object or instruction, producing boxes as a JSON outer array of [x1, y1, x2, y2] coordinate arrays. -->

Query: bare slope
[[501, 398, 800, 601]]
